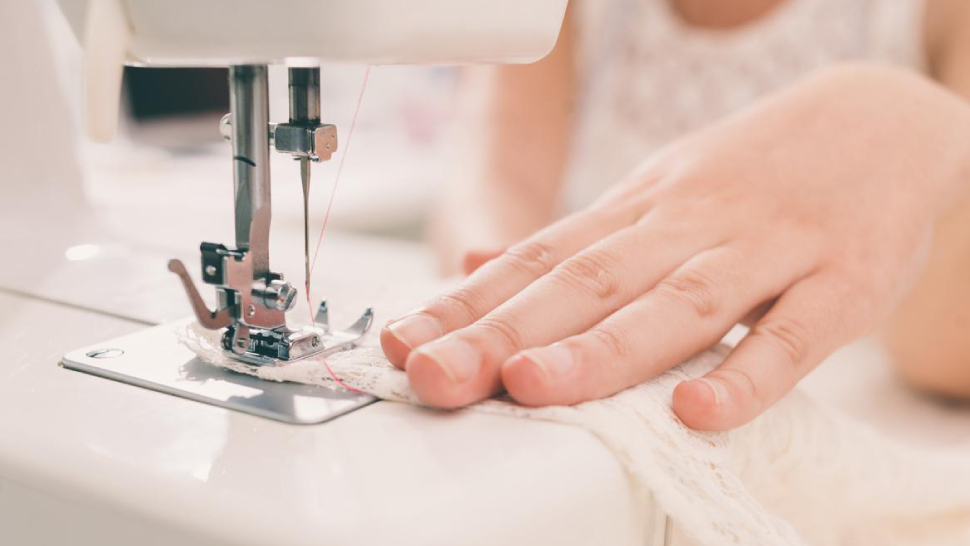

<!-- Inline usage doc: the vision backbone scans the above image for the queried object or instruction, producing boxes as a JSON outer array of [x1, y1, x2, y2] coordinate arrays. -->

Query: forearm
[[885, 196, 970, 398], [431, 11, 576, 273], [884, 0, 970, 396]]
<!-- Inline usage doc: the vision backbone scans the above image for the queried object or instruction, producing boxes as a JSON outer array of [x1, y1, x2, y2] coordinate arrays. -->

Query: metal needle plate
[[61, 319, 376, 425]]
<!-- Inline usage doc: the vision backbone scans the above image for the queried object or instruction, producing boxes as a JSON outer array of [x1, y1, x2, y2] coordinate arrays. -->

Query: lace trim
[[182, 321, 970, 545]]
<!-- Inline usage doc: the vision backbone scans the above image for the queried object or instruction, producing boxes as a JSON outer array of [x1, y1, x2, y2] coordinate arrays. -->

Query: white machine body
[[58, 0, 567, 65], [57, 0, 568, 141]]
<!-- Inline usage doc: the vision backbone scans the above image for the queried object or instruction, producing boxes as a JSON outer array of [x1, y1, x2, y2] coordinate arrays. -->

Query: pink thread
[[305, 66, 371, 318], [309, 66, 371, 280], [303, 66, 372, 392], [321, 357, 366, 394]]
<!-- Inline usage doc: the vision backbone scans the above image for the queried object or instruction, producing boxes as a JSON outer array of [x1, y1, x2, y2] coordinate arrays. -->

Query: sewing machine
[[55, 0, 577, 423], [0, 2, 666, 544]]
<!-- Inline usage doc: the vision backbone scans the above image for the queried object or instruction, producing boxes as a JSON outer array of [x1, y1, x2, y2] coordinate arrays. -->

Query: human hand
[[381, 65, 970, 429]]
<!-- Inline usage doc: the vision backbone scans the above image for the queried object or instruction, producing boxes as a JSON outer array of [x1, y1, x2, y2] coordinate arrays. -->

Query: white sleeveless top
[[563, 0, 928, 211]]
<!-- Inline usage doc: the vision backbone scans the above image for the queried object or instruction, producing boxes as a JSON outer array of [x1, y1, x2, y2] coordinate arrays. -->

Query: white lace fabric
[[183, 319, 970, 546]]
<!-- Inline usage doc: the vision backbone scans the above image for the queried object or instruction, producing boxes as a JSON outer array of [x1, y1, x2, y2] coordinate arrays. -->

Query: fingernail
[[524, 344, 575, 379], [697, 378, 728, 406], [417, 335, 481, 384], [385, 314, 443, 350]]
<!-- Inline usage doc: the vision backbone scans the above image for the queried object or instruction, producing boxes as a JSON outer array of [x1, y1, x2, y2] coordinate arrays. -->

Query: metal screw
[[205, 265, 217, 276], [311, 336, 320, 347], [219, 114, 233, 142], [247, 304, 256, 317]]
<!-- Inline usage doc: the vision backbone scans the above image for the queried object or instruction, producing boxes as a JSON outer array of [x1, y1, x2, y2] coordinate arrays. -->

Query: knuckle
[[475, 313, 526, 351], [586, 324, 633, 358], [501, 241, 556, 277], [431, 286, 487, 323], [592, 194, 648, 225], [750, 315, 812, 369], [592, 168, 663, 220], [655, 268, 721, 318], [550, 249, 622, 301]]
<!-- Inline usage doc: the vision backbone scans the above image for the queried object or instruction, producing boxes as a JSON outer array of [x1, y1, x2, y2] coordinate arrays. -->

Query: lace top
[[563, 0, 928, 210]]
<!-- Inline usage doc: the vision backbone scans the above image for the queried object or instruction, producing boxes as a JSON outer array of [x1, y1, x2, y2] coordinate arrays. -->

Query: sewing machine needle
[[300, 156, 311, 287]]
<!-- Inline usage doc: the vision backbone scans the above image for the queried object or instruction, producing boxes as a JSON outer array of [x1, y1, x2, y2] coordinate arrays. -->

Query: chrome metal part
[[228, 65, 271, 275], [220, 113, 278, 144], [252, 278, 297, 312], [315, 301, 331, 332], [278, 66, 332, 293], [289, 66, 320, 123], [273, 124, 338, 160], [273, 67, 337, 161], [62, 320, 377, 425], [221, 68, 338, 162], [167, 64, 370, 370], [222, 305, 374, 366]]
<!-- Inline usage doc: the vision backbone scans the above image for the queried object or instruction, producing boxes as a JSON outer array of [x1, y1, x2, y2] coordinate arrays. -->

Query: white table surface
[[0, 187, 648, 546]]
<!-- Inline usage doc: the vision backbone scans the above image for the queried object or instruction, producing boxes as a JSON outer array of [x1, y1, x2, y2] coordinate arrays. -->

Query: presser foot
[[168, 257, 373, 368], [223, 303, 374, 367]]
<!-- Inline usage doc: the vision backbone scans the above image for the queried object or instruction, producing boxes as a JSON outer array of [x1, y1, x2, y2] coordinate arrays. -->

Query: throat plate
[[61, 319, 376, 424]]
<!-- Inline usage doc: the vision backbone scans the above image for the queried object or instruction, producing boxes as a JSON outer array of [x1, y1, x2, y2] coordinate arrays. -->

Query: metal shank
[[229, 65, 271, 276]]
